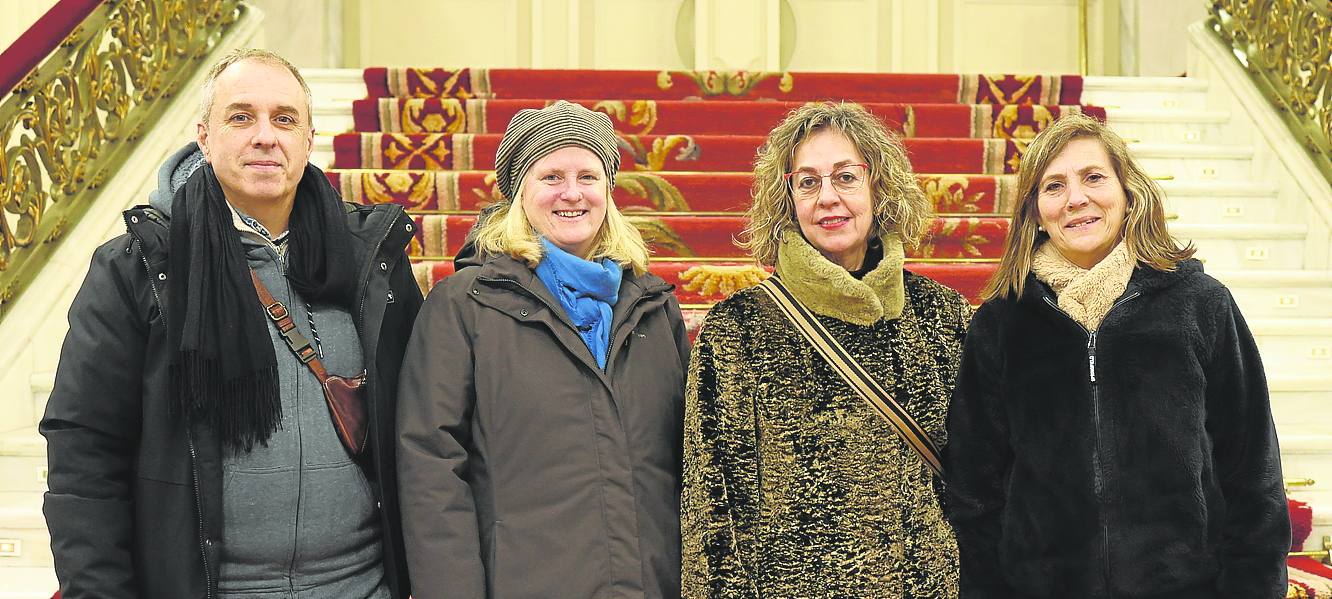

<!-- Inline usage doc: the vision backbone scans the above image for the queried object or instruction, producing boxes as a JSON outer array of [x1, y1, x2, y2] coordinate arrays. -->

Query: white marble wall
[[1120, 0, 1206, 76], [250, 0, 1134, 73], [248, 0, 344, 68]]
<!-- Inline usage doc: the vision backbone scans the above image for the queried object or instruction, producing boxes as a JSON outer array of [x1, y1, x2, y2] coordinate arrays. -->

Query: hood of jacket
[[453, 201, 506, 269], [148, 142, 208, 218], [134, 142, 417, 263]]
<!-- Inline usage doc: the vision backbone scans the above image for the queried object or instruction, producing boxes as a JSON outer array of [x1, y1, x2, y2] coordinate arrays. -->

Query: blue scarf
[[533, 238, 622, 369]]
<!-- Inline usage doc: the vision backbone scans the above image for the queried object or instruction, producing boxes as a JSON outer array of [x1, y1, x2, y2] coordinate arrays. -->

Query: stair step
[[1212, 271, 1332, 319], [312, 104, 1228, 145], [1272, 376, 1332, 429], [1129, 143, 1256, 181], [1251, 319, 1332, 374], [1279, 431, 1332, 476], [1160, 180, 1287, 224], [27, 374, 53, 429], [1105, 108, 1230, 145], [0, 566, 57, 599], [0, 429, 46, 494], [303, 67, 368, 103], [0, 497, 51, 568], [1172, 223, 1308, 271], [314, 102, 356, 135], [311, 134, 1256, 178], [1082, 76, 1210, 111], [1288, 490, 1332, 552], [0, 429, 50, 567]]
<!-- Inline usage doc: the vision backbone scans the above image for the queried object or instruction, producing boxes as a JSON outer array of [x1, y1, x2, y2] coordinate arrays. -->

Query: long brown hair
[[740, 102, 931, 266], [982, 113, 1195, 300]]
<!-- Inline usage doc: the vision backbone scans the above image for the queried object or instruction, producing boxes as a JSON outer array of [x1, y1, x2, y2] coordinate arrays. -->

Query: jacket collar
[[471, 253, 673, 378], [473, 254, 672, 318], [773, 229, 905, 326]]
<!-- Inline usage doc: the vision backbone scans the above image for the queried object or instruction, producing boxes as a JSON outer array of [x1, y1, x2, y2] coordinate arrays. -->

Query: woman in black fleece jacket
[[944, 113, 1289, 598]]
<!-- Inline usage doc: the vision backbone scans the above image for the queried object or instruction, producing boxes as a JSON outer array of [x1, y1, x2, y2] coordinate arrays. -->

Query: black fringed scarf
[[167, 163, 357, 451]]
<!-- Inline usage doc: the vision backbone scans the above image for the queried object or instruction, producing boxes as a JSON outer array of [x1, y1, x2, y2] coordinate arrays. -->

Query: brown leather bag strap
[[249, 269, 329, 381], [755, 275, 944, 477], [249, 269, 370, 456]]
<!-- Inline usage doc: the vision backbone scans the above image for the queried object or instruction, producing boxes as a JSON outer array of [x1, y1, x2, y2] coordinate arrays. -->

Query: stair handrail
[[1207, 0, 1332, 185], [0, 0, 102, 100], [0, 0, 245, 319]]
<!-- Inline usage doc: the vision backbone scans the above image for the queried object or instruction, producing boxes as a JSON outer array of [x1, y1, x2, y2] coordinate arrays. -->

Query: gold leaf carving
[[1209, 1, 1331, 182]]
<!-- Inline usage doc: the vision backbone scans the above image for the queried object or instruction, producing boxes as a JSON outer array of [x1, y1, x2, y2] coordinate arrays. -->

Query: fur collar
[[1032, 241, 1135, 331], [773, 230, 905, 326]]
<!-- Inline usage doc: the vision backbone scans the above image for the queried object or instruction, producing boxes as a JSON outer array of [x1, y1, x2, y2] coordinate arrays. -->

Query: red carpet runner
[[325, 171, 1016, 214], [332, 132, 1033, 174], [362, 68, 1085, 104], [320, 64, 1329, 599], [1289, 498, 1332, 596], [330, 67, 1092, 311], [352, 98, 1104, 139]]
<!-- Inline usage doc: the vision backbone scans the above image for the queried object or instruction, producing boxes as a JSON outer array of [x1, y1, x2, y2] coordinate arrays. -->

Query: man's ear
[[196, 122, 210, 159]]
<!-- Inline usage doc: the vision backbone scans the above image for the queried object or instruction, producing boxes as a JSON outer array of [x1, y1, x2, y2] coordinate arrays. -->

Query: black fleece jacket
[[944, 259, 1289, 598]]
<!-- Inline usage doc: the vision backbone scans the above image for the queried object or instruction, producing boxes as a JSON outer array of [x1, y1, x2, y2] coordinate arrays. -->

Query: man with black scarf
[[41, 49, 421, 598]]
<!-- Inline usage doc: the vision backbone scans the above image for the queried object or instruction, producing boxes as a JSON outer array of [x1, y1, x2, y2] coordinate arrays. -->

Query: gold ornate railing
[[1208, 0, 1332, 184], [0, 0, 245, 318]]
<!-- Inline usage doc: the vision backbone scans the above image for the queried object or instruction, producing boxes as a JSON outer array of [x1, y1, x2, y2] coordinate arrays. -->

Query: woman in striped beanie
[[397, 100, 689, 598]]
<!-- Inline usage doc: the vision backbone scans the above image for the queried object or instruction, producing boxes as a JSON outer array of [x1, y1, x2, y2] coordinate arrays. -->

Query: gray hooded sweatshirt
[[150, 143, 389, 598]]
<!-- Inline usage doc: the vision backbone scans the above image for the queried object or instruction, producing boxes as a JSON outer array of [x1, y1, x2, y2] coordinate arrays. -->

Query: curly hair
[[740, 102, 931, 266], [982, 113, 1195, 300]]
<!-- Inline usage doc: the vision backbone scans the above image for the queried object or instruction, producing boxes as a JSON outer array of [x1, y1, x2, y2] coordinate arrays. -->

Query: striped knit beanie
[[494, 100, 621, 202]]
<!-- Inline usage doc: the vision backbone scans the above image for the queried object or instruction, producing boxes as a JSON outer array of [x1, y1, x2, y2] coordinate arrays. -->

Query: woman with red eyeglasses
[[681, 102, 969, 597]]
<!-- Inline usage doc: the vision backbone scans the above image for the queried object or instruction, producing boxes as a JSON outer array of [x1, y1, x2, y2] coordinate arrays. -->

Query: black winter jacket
[[944, 259, 1289, 598], [41, 202, 422, 599]]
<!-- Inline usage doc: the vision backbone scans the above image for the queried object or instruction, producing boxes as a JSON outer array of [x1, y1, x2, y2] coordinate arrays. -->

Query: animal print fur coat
[[681, 232, 971, 598]]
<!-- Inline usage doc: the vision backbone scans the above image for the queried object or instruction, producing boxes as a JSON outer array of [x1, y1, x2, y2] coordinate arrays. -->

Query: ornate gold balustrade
[[0, 0, 244, 318], [1209, 0, 1332, 184]]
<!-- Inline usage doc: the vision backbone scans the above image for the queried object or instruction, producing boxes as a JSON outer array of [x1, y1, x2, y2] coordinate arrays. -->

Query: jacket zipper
[[187, 432, 214, 599], [1042, 290, 1140, 589], [133, 241, 163, 310], [128, 221, 214, 597]]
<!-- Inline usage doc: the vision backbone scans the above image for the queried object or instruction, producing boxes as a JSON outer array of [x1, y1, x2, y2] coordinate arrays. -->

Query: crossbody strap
[[755, 276, 944, 477], [249, 269, 330, 381]]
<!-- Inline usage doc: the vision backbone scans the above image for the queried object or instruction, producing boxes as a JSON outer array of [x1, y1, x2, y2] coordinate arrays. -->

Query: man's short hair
[[198, 48, 312, 126]]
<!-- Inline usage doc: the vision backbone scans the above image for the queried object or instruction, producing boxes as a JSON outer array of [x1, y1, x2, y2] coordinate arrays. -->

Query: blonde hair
[[982, 113, 1195, 301], [740, 102, 931, 266], [471, 178, 650, 275], [200, 48, 312, 125]]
